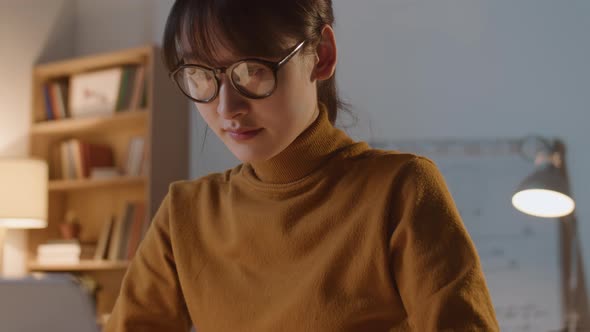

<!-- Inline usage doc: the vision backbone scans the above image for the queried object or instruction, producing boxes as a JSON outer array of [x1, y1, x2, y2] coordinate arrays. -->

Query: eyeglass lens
[[175, 61, 276, 102]]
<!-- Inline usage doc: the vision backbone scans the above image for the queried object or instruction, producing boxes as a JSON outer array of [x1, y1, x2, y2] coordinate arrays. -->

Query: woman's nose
[[217, 77, 249, 120]]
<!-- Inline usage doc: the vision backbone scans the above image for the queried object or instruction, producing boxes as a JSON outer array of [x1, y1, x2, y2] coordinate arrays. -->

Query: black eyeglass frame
[[169, 39, 308, 103]]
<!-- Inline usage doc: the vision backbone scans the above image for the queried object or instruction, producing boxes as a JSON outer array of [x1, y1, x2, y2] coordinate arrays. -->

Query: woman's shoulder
[[354, 146, 435, 172], [346, 146, 445, 188]]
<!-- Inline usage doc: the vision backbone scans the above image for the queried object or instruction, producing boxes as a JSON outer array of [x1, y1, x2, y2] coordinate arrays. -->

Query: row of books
[[57, 136, 145, 180], [94, 201, 148, 261], [40, 64, 147, 122], [42, 80, 68, 120], [60, 139, 114, 180]]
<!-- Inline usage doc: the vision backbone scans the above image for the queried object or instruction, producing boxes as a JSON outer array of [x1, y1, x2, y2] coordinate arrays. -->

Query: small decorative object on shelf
[[59, 210, 81, 240]]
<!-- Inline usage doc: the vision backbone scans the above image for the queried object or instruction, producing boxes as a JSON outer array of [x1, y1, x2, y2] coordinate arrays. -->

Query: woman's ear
[[312, 25, 338, 81]]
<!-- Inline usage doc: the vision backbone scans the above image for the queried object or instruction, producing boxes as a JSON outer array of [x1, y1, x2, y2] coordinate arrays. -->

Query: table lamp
[[512, 137, 590, 331], [0, 158, 48, 278]]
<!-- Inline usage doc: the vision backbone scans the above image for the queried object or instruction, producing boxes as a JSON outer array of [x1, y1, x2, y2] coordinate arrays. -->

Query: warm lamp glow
[[0, 219, 47, 229], [0, 159, 48, 229], [512, 189, 575, 218]]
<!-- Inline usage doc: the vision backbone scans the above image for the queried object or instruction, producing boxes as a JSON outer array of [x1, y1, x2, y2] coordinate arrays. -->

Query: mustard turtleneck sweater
[[105, 106, 499, 332]]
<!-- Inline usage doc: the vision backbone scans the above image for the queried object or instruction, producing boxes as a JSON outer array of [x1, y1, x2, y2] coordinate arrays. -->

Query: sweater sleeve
[[389, 157, 499, 331], [104, 194, 192, 332]]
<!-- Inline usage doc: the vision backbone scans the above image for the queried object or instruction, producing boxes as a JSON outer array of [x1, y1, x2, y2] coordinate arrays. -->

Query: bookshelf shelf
[[48, 176, 146, 192], [34, 45, 151, 79], [28, 260, 130, 272], [31, 110, 148, 136]]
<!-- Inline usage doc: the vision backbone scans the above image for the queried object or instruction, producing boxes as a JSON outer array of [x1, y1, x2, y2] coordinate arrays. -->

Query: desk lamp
[[512, 137, 589, 331]]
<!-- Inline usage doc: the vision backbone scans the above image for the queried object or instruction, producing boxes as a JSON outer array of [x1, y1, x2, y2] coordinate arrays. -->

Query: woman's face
[[191, 41, 320, 163]]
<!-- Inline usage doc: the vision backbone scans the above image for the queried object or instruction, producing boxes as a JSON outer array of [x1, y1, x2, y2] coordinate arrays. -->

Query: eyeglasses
[[170, 40, 307, 103]]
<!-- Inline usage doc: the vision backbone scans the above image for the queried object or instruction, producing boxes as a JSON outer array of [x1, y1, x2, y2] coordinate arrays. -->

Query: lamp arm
[[517, 135, 557, 164]]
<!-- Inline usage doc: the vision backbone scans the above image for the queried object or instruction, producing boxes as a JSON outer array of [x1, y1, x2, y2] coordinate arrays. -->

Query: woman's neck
[[247, 104, 354, 184]]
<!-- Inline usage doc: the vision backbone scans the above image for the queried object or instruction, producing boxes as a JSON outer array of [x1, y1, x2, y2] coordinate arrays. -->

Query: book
[[80, 141, 114, 178], [65, 140, 77, 179], [125, 136, 145, 176], [51, 81, 69, 118], [94, 216, 115, 260], [40, 239, 81, 246], [37, 242, 81, 255], [48, 83, 59, 119], [42, 84, 55, 121], [36, 255, 80, 265], [107, 204, 134, 261], [107, 215, 122, 261], [115, 66, 132, 112], [128, 65, 146, 111], [125, 202, 146, 259], [70, 140, 84, 179], [60, 142, 70, 179], [116, 203, 136, 260], [37, 247, 81, 256], [36, 239, 82, 265], [104, 201, 148, 261]]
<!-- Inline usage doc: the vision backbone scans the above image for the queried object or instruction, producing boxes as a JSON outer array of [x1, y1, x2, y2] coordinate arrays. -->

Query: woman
[[105, 0, 499, 331]]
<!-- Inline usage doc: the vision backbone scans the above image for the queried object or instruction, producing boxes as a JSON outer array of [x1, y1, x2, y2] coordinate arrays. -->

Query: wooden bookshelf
[[27, 45, 189, 319]]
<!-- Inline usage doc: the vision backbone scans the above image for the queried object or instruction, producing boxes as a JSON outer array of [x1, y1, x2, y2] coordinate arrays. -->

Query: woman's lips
[[227, 128, 263, 141]]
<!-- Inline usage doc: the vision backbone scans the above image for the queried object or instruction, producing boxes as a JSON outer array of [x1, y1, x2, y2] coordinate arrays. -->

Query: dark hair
[[162, 0, 350, 124]]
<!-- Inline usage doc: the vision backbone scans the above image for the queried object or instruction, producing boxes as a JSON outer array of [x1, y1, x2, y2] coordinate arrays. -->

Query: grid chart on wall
[[372, 139, 562, 332]]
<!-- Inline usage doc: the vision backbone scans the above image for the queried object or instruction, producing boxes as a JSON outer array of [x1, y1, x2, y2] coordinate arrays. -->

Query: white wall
[[336, 0, 590, 140], [74, 0, 154, 56], [0, 0, 76, 157]]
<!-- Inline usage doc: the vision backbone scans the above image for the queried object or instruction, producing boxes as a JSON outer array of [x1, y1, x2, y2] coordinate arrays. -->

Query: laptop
[[0, 273, 100, 332]]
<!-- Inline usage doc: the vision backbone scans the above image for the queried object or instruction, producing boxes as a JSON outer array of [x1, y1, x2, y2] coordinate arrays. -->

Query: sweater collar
[[246, 104, 356, 184]]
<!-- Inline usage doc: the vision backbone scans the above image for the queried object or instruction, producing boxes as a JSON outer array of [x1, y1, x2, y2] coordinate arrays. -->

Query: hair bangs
[[163, 1, 294, 71]]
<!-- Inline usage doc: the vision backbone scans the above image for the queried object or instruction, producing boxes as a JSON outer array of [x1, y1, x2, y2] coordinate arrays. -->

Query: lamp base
[[1, 228, 28, 278]]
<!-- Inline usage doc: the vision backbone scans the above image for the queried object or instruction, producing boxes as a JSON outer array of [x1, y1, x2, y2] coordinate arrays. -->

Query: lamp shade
[[512, 163, 575, 218], [0, 159, 48, 228]]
